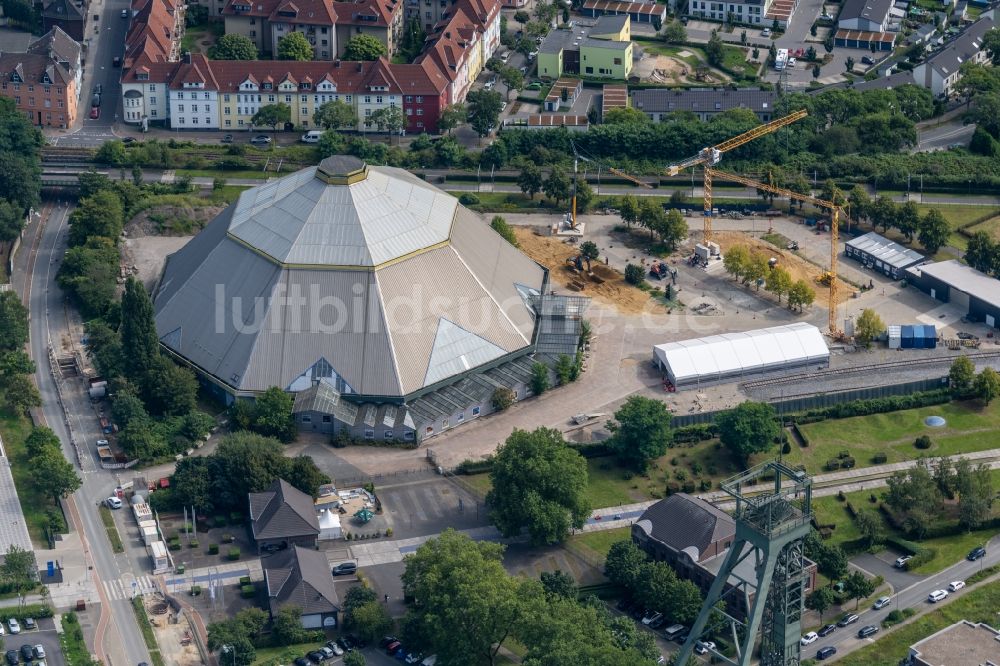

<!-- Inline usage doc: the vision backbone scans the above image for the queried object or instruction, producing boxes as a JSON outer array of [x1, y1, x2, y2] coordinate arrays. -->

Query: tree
[[342, 584, 378, 628], [401, 530, 529, 666], [543, 167, 571, 205], [918, 208, 950, 254], [0, 545, 36, 597], [848, 185, 871, 225], [717, 401, 779, 466], [846, 56, 855, 73], [344, 652, 366, 666], [949, 356, 976, 393], [705, 31, 724, 67], [806, 45, 817, 61], [579, 240, 600, 270], [806, 587, 835, 623], [144, 356, 198, 417], [854, 308, 884, 347], [467, 89, 503, 139], [500, 66, 524, 101], [209, 33, 258, 60], [313, 100, 356, 129], [486, 428, 591, 546], [604, 540, 647, 590], [276, 31, 314, 61], [251, 103, 291, 133], [1, 373, 39, 414], [869, 196, 898, 232], [351, 601, 392, 645], [575, 179, 595, 214], [369, 106, 405, 138], [0, 199, 25, 243], [765, 266, 792, 303], [964, 231, 996, 274], [249, 386, 297, 442], [438, 103, 466, 134], [342, 34, 387, 61], [518, 163, 543, 199], [663, 20, 687, 45], [68, 189, 125, 247], [843, 571, 876, 609], [895, 200, 921, 241], [973, 367, 1000, 404], [540, 570, 577, 600], [530, 362, 550, 396], [491, 215, 519, 246], [619, 194, 640, 228], [23, 426, 60, 459], [271, 606, 311, 646], [742, 251, 769, 290], [0, 291, 29, 353], [723, 244, 749, 280], [606, 395, 672, 471], [955, 458, 994, 530], [885, 459, 941, 539], [31, 447, 82, 503], [120, 278, 160, 379], [983, 26, 1000, 65], [111, 387, 148, 430], [856, 510, 884, 548], [813, 64, 821, 80]]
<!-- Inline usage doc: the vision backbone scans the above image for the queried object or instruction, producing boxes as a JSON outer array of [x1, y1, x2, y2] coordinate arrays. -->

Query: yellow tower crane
[[665, 109, 808, 242], [708, 167, 843, 336]]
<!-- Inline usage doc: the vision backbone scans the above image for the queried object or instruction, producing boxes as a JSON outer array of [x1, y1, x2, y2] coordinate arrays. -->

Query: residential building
[[0, 27, 82, 128], [543, 76, 582, 110], [906, 260, 1000, 328], [249, 479, 321, 553], [168, 53, 221, 129], [417, 0, 501, 101], [631, 87, 776, 122], [907, 620, 1000, 666], [912, 12, 994, 96], [263, 546, 341, 628], [40, 0, 87, 41], [688, 0, 771, 26], [268, 0, 339, 60], [538, 16, 633, 80], [579, 0, 667, 25], [633, 494, 817, 620], [332, 0, 405, 59], [123, 0, 185, 69], [838, 0, 892, 31]]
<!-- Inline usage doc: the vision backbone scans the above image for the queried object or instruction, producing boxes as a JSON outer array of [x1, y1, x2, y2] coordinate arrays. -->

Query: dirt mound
[[513, 227, 662, 315], [710, 230, 851, 304], [127, 204, 225, 237]]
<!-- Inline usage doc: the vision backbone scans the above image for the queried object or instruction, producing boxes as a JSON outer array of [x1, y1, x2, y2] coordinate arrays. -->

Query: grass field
[[567, 527, 630, 561], [784, 400, 1000, 473], [964, 214, 1000, 241], [833, 576, 1000, 666], [252, 640, 325, 666], [913, 203, 998, 250], [0, 409, 51, 545]]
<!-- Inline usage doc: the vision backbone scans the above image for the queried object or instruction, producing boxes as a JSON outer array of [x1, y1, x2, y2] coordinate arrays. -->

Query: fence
[[669, 376, 949, 428]]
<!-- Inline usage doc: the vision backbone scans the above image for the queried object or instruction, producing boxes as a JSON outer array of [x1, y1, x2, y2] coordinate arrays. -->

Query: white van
[[301, 130, 323, 143]]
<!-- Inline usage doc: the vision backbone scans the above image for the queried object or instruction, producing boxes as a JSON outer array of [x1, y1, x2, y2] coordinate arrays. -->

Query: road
[[915, 120, 975, 152], [49, 0, 131, 147], [24, 203, 152, 666], [807, 534, 1000, 662]]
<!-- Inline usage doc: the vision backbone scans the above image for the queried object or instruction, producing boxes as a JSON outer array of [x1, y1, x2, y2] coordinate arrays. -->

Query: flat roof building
[[844, 231, 926, 279], [631, 88, 777, 122], [652, 323, 830, 387], [906, 260, 1000, 329], [908, 620, 1000, 666]]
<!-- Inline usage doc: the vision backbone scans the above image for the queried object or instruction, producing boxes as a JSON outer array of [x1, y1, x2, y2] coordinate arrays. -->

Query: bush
[[673, 423, 718, 443], [840, 456, 856, 469], [782, 441, 792, 454], [872, 452, 888, 464], [189, 540, 199, 548], [190, 585, 201, 596], [208, 543, 219, 555], [825, 459, 841, 471], [229, 511, 244, 524], [239, 576, 252, 586], [790, 389, 950, 424], [228, 547, 241, 561], [213, 515, 227, 528], [459, 193, 480, 205], [914, 435, 932, 449], [222, 533, 235, 543], [214, 157, 253, 170], [0, 605, 52, 622], [240, 584, 255, 598], [904, 547, 936, 571], [491, 387, 515, 412], [168, 540, 181, 551]]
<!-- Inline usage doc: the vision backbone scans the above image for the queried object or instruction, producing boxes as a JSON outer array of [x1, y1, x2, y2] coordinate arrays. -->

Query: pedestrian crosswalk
[[102, 575, 157, 600]]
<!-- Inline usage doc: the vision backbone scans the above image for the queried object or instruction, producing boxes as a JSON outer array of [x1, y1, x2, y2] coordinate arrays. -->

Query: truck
[[774, 48, 789, 71]]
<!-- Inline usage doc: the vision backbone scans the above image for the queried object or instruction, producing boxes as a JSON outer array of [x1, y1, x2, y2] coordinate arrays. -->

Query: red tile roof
[[270, 0, 337, 25], [124, 0, 178, 68]]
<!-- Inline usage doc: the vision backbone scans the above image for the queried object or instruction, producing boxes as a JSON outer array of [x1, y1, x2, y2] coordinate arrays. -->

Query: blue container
[[901, 325, 915, 349], [923, 324, 937, 348]]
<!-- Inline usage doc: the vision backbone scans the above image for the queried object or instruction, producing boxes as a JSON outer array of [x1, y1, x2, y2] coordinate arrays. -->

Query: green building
[[537, 14, 634, 80]]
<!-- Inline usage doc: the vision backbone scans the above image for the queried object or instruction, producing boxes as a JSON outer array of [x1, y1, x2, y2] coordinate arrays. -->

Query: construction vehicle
[[572, 412, 605, 425], [815, 271, 835, 286], [707, 167, 843, 335], [664, 109, 808, 242], [649, 261, 670, 279]]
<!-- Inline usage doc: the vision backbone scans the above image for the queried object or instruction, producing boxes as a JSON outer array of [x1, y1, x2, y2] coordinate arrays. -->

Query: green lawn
[[785, 400, 1000, 474], [253, 640, 328, 666], [567, 527, 630, 561], [913, 203, 998, 250], [963, 214, 1000, 242], [834, 577, 1000, 666], [99, 506, 124, 553], [0, 409, 51, 545]]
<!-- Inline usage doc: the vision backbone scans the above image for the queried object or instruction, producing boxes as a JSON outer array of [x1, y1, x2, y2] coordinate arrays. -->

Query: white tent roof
[[653, 323, 829, 383]]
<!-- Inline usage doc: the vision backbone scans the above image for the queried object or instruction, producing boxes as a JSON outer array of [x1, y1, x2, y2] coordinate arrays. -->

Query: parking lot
[[1, 618, 64, 666]]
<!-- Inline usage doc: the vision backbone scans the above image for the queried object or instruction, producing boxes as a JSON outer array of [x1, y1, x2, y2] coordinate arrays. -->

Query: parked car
[[525, 82, 542, 90], [693, 641, 716, 655], [816, 646, 837, 660], [31, 646, 43, 660], [332, 561, 357, 576], [318, 647, 334, 660], [20, 619, 31, 632], [113, 56, 122, 67], [121, 9, 129, 17], [873, 596, 891, 610], [499, 51, 510, 63], [4, 650, 16, 666], [894, 555, 913, 568], [94, 84, 103, 95], [301, 130, 323, 143], [378, 637, 399, 649], [334, 638, 351, 653], [800, 632, 818, 646], [861, 56, 875, 65], [293, 657, 309, 666], [7, 619, 20, 635], [641, 611, 662, 626], [89, 106, 100, 120], [837, 614, 859, 628], [250, 135, 272, 145], [483, 80, 495, 90], [19, 646, 33, 661], [385, 641, 401, 655], [820, 12, 834, 20], [967, 546, 986, 561], [221, 134, 234, 143], [818, 624, 836, 637], [307, 651, 325, 663], [927, 589, 948, 603], [106, 497, 122, 509], [857, 625, 879, 639], [662, 624, 686, 642], [761, 27, 771, 37], [948, 580, 965, 592]]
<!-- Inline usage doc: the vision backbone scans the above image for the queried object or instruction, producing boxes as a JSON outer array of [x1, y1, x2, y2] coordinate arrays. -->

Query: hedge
[[789, 389, 951, 424], [0, 605, 53, 621], [673, 423, 718, 444]]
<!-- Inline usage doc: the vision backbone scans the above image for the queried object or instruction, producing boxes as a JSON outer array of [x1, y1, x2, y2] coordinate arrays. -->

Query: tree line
[[721, 244, 816, 311], [0, 97, 43, 250]]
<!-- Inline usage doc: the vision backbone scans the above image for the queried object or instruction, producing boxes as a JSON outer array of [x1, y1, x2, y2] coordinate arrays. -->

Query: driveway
[[851, 551, 925, 593]]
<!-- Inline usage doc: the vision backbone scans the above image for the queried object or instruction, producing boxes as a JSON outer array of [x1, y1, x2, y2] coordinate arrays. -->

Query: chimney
[[357, 62, 362, 71], [334, 59, 341, 67], [183, 51, 192, 63]]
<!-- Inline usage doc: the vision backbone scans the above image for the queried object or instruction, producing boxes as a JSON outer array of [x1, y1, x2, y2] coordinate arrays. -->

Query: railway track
[[42, 145, 311, 169], [742, 349, 1000, 390]]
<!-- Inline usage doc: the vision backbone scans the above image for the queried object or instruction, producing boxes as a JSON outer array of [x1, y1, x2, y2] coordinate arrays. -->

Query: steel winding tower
[[675, 461, 813, 666]]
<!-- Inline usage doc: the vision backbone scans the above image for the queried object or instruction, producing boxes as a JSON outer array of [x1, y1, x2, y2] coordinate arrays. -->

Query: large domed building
[[154, 156, 587, 441]]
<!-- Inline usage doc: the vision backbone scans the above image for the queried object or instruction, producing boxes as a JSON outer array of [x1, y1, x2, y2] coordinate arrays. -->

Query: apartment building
[[0, 27, 82, 128], [40, 0, 87, 41]]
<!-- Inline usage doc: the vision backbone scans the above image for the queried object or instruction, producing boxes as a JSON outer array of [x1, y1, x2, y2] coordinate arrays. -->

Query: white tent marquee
[[653, 323, 829, 386]]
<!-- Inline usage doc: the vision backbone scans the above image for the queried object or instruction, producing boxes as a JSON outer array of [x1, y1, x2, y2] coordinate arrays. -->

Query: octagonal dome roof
[[228, 155, 457, 267]]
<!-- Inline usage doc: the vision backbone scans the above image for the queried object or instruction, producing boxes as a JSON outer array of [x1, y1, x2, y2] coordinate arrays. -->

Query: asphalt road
[[915, 120, 975, 152], [25, 203, 152, 666], [807, 534, 1000, 662]]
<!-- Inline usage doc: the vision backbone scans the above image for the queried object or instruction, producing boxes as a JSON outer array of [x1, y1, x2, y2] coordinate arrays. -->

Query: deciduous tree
[[518, 163, 543, 199], [716, 401, 779, 466], [806, 587, 835, 622], [604, 540, 647, 590], [854, 308, 884, 347], [843, 570, 876, 609], [606, 395, 672, 471], [276, 31, 314, 61], [313, 100, 357, 129], [543, 167, 571, 205], [918, 208, 950, 254], [251, 103, 291, 132], [974, 367, 1000, 404], [209, 33, 258, 60], [949, 356, 976, 393]]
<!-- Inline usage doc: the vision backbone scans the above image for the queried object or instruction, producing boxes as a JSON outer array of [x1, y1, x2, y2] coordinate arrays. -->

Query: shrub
[[491, 387, 515, 412], [168, 540, 181, 551], [914, 435, 932, 449], [229, 512, 244, 524], [665, 481, 680, 495], [222, 533, 235, 543], [213, 516, 227, 528], [208, 543, 219, 555], [904, 547, 936, 571], [674, 469, 687, 482], [699, 479, 712, 491], [681, 480, 696, 494], [189, 540, 199, 549], [840, 457, 856, 469], [459, 193, 480, 205], [837, 491, 846, 501], [240, 584, 256, 598], [228, 547, 241, 561], [782, 441, 791, 454], [837, 450, 851, 459], [385, 527, 393, 537], [825, 459, 841, 471], [190, 585, 201, 596], [872, 452, 888, 464], [239, 576, 252, 586]]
